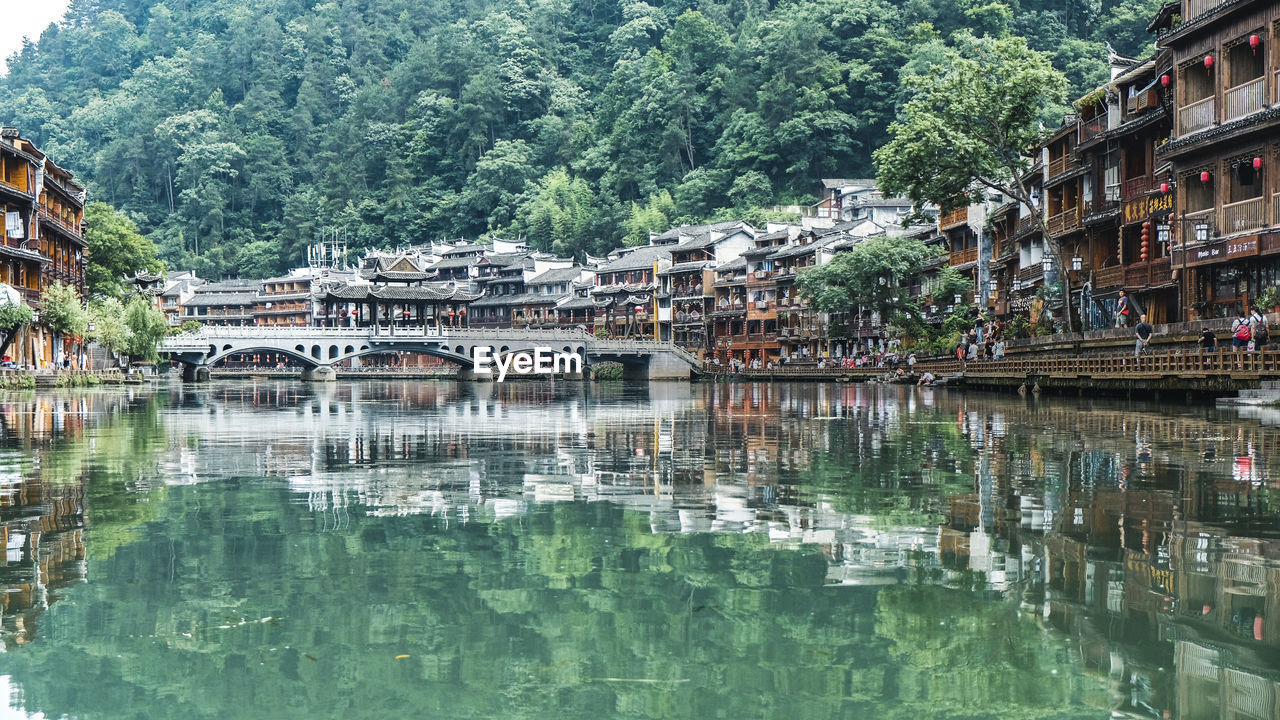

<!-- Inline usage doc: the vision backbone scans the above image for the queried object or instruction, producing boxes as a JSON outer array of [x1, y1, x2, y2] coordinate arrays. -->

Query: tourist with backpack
[[1232, 313, 1252, 350], [1249, 306, 1269, 350]]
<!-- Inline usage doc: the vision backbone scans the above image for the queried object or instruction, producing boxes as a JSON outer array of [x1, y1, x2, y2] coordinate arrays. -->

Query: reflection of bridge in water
[[160, 326, 699, 381]]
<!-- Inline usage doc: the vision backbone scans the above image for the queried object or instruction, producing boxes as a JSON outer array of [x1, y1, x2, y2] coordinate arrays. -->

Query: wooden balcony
[[949, 246, 978, 267], [1121, 175, 1152, 199], [1048, 154, 1077, 179], [1095, 265, 1125, 288], [939, 206, 968, 230], [1079, 116, 1107, 143], [1012, 215, 1037, 237], [39, 208, 82, 239], [1125, 257, 1171, 287], [1184, 0, 1220, 19], [1224, 77, 1265, 123], [1220, 196, 1266, 234], [1018, 264, 1044, 283], [1047, 208, 1081, 236], [1179, 96, 1215, 135], [0, 176, 31, 197]]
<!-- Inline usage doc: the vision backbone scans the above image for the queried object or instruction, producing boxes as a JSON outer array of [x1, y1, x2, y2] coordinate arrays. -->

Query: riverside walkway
[[700, 348, 1280, 394]]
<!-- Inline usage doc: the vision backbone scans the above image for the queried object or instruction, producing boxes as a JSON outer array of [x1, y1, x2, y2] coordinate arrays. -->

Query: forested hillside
[[1, 0, 1163, 277]]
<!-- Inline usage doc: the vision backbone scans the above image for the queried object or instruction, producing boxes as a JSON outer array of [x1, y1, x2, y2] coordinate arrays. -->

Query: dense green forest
[[1, 0, 1163, 277]]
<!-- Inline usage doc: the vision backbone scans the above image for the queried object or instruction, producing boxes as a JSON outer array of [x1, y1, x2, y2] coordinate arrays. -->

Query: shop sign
[[1224, 236, 1259, 260], [1121, 192, 1173, 225], [1175, 237, 1258, 267]]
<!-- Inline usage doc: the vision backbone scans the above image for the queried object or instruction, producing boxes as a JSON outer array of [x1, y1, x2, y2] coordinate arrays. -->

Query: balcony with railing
[[1047, 207, 1081, 236], [1121, 175, 1153, 199], [38, 207, 82, 239], [1219, 196, 1266, 234], [939, 206, 968, 230], [1125, 257, 1172, 287], [1018, 264, 1045, 283], [1079, 115, 1107, 143], [1183, 0, 1226, 21], [0, 174, 31, 197], [1178, 96, 1215, 135], [1013, 215, 1038, 237], [1047, 154, 1077, 180], [1094, 264, 1125, 288], [1223, 77, 1266, 123], [949, 246, 978, 267]]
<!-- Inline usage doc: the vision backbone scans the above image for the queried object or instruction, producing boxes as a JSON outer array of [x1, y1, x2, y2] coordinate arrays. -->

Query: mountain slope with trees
[[1, 0, 1165, 277]]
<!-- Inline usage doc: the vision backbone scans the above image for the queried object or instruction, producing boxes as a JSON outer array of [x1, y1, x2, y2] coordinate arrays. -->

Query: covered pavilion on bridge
[[317, 255, 480, 329]]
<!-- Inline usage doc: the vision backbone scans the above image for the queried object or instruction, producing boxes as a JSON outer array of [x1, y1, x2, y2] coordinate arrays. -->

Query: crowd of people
[[954, 318, 1007, 362]]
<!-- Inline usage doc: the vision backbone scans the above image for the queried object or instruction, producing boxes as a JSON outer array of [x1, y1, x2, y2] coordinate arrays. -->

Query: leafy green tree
[[124, 295, 169, 362], [89, 298, 131, 364], [84, 202, 164, 298], [0, 302, 35, 359], [40, 281, 88, 339], [727, 170, 772, 210], [875, 32, 1069, 323], [512, 168, 598, 258], [797, 235, 939, 330], [623, 190, 677, 246]]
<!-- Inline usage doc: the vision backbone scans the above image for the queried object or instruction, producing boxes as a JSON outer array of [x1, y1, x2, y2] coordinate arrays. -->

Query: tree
[[40, 281, 88, 339], [124, 295, 169, 362], [0, 302, 35, 359], [89, 298, 131, 364], [84, 202, 164, 298], [796, 236, 939, 331], [875, 32, 1068, 327]]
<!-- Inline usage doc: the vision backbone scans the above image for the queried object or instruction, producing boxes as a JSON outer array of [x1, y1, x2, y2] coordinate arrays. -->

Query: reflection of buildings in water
[[0, 472, 86, 649], [939, 400, 1280, 720]]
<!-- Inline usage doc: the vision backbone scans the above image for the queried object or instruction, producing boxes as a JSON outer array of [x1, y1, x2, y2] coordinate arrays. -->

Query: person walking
[[1134, 314, 1154, 358], [1198, 328, 1217, 353], [1116, 290, 1131, 327], [1232, 312, 1252, 351], [1249, 306, 1269, 350]]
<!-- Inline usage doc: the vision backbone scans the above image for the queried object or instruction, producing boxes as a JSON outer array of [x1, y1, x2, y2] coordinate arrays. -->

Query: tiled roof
[[594, 246, 670, 274], [185, 292, 258, 307], [528, 266, 583, 285]]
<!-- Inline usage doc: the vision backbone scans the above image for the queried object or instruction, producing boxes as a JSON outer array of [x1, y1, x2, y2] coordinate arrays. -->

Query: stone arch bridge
[[160, 326, 698, 381]]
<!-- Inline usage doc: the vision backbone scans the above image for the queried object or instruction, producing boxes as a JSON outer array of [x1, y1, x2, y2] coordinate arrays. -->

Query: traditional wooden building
[[591, 245, 670, 339], [1158, 0, 1280, 318], [0, 127, 87, 367], [319, 255, 478, 329]]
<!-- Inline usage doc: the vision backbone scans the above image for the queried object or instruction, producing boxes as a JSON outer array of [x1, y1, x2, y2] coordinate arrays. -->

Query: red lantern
[[460, 308, 466, 316], [1204, 55, 1214, 70], [1253, 157, 1263, 170], [1160, 182, 1170, 194], [1200, 170, 1211, 183], [1249, 34, 1261, 49], [1160, 74, 1170, 87]]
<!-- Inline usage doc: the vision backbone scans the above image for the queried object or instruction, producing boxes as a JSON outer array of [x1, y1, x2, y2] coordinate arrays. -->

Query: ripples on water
[[0, 380, 1278, 719]]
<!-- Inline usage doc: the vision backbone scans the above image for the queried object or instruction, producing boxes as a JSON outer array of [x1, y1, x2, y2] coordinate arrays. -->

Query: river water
[[0, 380, 1277, 719]]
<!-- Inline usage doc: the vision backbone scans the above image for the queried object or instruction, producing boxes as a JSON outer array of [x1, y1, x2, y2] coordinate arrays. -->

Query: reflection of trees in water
[[0, 389, 170, 647], [10, 381, 1280, 717], [2, 496, 1109, 719]]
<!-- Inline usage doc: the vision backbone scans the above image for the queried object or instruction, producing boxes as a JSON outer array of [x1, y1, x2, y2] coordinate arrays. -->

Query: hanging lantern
[[1204, 55, 1214, 71], [1160, 181, 1171, 194], [1141, 221, 1151, 261], [1253, 157, 1263, 170], [1200, 170, 1211, 183], [953, 294, 962, 305], [1249, 34, 1261, 51], [1071, 256, 1082, 272], [1160, 74, 1170, 87]]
